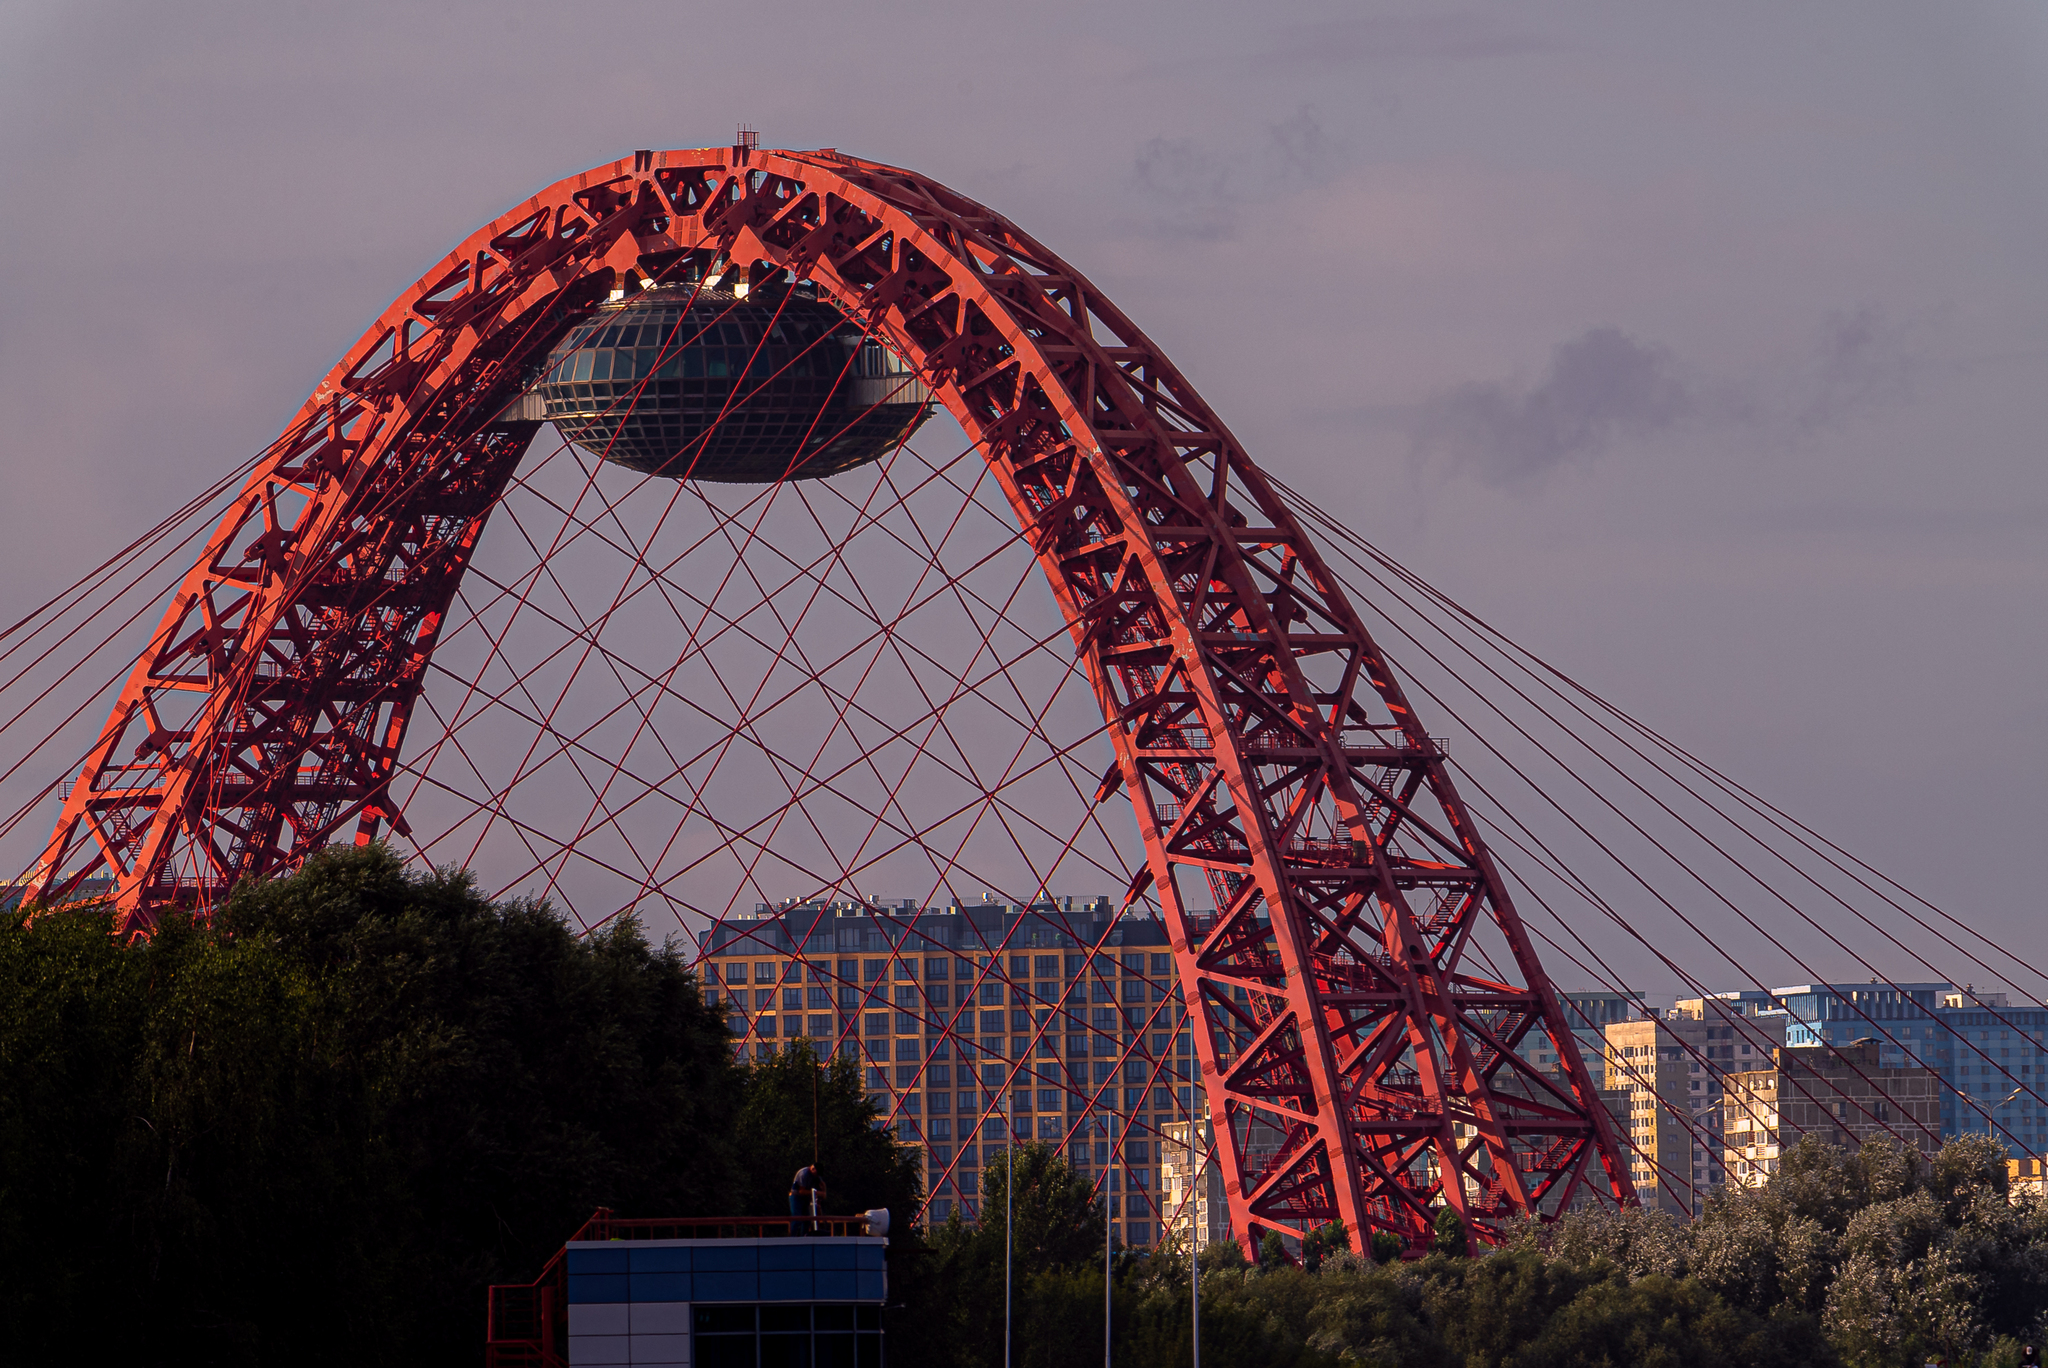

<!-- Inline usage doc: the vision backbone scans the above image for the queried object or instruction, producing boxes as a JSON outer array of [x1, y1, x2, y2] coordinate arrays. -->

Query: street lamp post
[[1104, 1182, 1113, 1368], [1190, 1124, 1204, 1368], [1004, 1102, 1013, 1368]]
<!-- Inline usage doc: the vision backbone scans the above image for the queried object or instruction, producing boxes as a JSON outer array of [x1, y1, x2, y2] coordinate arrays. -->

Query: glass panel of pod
[[533, 280, 935, 483]]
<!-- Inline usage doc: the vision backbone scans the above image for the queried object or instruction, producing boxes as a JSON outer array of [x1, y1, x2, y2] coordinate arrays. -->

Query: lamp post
[[1190, 1118, 1206, 1368], [1004, 1100, 1013, 1368], [1104, 1182, 1113, 1368]]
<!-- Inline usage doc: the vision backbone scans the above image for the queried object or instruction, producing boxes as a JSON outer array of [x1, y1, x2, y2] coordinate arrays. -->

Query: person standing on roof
[[790, 1165, 826, 1234]]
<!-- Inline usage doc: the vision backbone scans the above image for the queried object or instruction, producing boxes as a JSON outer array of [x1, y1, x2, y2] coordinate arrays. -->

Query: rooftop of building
[[701, 897, 1177, 954]]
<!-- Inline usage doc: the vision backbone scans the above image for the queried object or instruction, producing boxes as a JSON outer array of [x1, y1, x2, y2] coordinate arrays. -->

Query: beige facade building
[[1603, 997, 1786, 1215], [700, 898, 1194, 1247], [1721, 1039, 1942, 1187], [1161, 1116, 1231, 1252]]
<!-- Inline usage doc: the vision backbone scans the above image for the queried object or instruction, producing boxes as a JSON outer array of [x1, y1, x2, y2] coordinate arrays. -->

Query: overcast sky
[[2, 1, 2042, 993]]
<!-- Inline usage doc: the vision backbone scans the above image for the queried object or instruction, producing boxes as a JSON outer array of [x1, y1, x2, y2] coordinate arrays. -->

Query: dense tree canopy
[[730, 1037, 924, 1221], [890, 1133, 2048, 1368], [7, 848, 2047, 1367], [0, 846, 911, 1365]]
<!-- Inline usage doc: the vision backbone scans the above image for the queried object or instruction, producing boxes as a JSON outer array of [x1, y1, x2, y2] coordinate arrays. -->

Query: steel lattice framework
[[27, 144, 1632, 1251]]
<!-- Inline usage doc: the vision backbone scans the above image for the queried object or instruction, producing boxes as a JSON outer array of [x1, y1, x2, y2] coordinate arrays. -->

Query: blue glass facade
[[564, 1237, 887, 1367], [1773, 983, 2047, 1154]]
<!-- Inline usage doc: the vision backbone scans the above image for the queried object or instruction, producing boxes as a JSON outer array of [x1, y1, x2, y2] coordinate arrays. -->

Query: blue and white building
[[487, 1213, 889, 1368], [1773, 982, 2048, 1154]]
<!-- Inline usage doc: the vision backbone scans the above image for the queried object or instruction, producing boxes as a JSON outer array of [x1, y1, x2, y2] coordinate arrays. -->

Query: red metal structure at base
[[29, 144, 1633, 1253]]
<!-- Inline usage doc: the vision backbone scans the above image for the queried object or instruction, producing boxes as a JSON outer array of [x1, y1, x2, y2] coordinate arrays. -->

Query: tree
[[1369, 1229, 1405, 1265], [730, 1038, 922, 1221], [1, 845, 744, 1365], [1300, 1220, 1348, 1272], [1432, 1205, 1467, 1256], [911, 1142, 1108, 1368]]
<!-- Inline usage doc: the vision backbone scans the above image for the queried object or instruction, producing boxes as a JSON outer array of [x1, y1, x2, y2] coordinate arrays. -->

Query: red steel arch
[[29, 145, 1633, 1251]]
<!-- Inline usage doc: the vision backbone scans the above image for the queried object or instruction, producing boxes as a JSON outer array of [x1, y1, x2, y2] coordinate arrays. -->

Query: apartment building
[[698, 896, 1200, 1248], [1603, 999, 1786, 1215], [1774, 983, 2048, 1152], [1721, 1039, 1942, 1187], [1161, 1116, 1230, 1253], [1513, 989, 1645, 1084]]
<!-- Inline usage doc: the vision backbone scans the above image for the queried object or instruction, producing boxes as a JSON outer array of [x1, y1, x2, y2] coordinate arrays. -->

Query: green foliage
[[1202, 1235, 1250, 1272], [1300, 1219, 1348, 1272], [908, 1142, 1109, 1367], [0, 845, 895, 1366], [1261, 1228, 1289, 1266], [10, 858, 2048, 1368], [731, 1037, 922, 1220], [1432, 1204, 1467, 1256]]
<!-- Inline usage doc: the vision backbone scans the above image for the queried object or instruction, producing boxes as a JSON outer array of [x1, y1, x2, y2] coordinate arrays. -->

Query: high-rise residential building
[[697, 896, 1199, 1249], [1161, 1116, 1229, 1253], [1774, 983, 2048, 1153], [1514, 989, 1646, 1083], [1720, 1040, 1942, 1187], [1603, 999, 1786, 1215]]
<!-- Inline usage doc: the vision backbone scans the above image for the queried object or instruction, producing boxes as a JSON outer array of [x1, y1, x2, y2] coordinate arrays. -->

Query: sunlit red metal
[[29, 145, 1633, 1252]]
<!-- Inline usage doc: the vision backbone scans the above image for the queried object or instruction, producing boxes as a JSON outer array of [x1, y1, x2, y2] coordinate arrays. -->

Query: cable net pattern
[[16, 146, 2034, 1254]]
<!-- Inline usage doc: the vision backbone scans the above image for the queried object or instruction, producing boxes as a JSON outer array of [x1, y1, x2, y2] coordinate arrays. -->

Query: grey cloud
[[1252, 15, 1548, 70], [1412, 328, 1691, 491], [1131, 135, 1237, 239], [1787, 305, 1918, 437], [1129, 105, 1343, 239], [1266, 104, 1342, 189]]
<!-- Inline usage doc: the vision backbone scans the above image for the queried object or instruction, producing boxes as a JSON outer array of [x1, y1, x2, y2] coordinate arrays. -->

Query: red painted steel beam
[[31, 145, 1633, 1253]]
